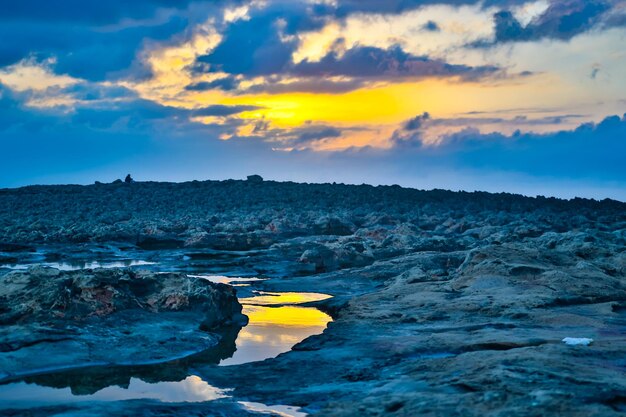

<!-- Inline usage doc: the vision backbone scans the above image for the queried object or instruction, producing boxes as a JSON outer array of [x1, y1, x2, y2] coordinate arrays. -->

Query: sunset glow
[[0, 0, 624, 198]]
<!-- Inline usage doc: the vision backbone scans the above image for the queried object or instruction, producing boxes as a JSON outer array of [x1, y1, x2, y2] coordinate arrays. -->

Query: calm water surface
[[0, 273, 331, 416], [4, 260, 156, 271]]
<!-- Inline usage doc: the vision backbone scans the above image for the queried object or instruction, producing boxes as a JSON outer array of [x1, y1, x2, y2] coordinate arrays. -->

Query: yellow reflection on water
[[219, 303, 332, 366], [243, 305, 331, 327], [239, 291, 332, 306]]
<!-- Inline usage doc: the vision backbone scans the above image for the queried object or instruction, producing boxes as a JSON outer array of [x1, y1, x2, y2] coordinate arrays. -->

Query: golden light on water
[[242, 304, 331, 328], [219, 294, 333, 366], [239, 291, 332, 306]]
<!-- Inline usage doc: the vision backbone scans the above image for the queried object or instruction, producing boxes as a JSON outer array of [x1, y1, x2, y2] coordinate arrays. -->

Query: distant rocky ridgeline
[[0, 179, 624, 248]]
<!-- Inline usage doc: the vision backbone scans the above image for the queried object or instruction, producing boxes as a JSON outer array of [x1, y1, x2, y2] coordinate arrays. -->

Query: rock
[[0, 267, 247, 381], [246, 174, 263, 183], [0, 180, 625, 416], [314, 216, 355, 235]]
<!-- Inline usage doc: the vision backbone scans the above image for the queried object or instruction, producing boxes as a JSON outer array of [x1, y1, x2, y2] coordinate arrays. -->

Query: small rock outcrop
[[246, 174, 263, 183]]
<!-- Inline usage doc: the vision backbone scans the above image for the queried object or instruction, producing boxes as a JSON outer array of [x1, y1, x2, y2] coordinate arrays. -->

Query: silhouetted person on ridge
[[125, 174, 134, 183]]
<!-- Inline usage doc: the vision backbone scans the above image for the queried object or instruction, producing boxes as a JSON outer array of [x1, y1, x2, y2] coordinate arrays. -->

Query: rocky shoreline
[[0, 180, 625, 416], [0, 267, 247, 383]]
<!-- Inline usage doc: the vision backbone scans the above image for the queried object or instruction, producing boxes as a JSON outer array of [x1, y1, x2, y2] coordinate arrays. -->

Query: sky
[[0, 0, 625, 199]]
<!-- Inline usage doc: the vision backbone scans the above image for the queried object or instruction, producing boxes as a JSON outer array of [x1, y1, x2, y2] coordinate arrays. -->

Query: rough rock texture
[[0, 180, 625, 416], [0, 268, 246, 382], [0, 181, 622, 254], [203, 242, 626, 416]]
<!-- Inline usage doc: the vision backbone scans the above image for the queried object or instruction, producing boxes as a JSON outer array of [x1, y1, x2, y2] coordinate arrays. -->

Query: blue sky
[[0, 0, 625, 199]]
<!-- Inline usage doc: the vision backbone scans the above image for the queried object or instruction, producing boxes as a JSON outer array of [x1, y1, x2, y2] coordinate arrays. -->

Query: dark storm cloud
[[291, 126, 343, 146], [291, 45, 499, 80], [70, 101, 258, 129], [194, 16, 296, 76], [194, 41, 501, 93], [0, 81, 254, 135], [69, 99, 190, 130], [333, 0, 471, 16], [405, 112, 432, 131], [0, 0, 236, 24], [185, 77, 240, 91], [386, 112, 626, 179], [441, 115, 626, 178], [423, 20, 441, 31], [3, 0, 621, 89], [194, 1, 331, 77], [390, 112, 589, 147], [191, 1, 502, 91], [331, 0, 538, 17], [0, 0, 253, 81], [0, 16, 188, 81], [229, 121, 346, 149], [476, 0, 615, 46]]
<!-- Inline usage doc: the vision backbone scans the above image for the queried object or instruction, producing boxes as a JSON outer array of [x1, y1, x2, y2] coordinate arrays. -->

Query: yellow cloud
[[122, 21, 224, 109], [0, 59, 78, 92]]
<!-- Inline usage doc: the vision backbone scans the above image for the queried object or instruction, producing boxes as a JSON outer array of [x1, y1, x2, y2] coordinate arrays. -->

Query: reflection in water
[[239, 291, 332, 306], [6, 324, 241, 397], [4, 260, 155, 271], [220, 304, 332, 366], [190, 275, 267, 285], [0, 289, 331, 416], [0, 376, 226, 408], [240, 401, 307, 417]]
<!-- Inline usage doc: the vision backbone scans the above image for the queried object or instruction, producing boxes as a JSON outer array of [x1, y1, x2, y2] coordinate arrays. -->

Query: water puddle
[[221, 304, 331, 366], [191, 274, 267, 287], [240, 401, 307, 417], [2, 260, 155, 271], [240, 291, 332, 306], [0, 376, 227, 407], [0, 275, 330, 417]]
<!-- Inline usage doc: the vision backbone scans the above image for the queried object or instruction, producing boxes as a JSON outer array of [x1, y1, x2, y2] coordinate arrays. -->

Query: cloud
[[0, 79, 252, 135], [193, 39, 501, 94], [391, 112, 589, 146], [291, 44, 499, 80], [405, 112, 432, 131], [192, 104, 261, 116], [0, 0, 247, 81], [0, 0, 206, 24], [477, 0, 614, 45], [0, 16, 189, 81], [244, 77, 367, 94], [423, 20, 441, 31], [194, 1, 330, 77], [287, 125, 343, 148], [61, 83, 139, 102], [189, 2, 510, 94], [386, 112, 626, 179], [185, 77, 240, 91], [332, 0, 483, 17]]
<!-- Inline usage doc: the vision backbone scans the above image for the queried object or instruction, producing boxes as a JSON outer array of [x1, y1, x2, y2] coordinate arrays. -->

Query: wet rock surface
[[0, 180, 625, 416], [0, 268, 246, 382], [201, 244, 626, 416]]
